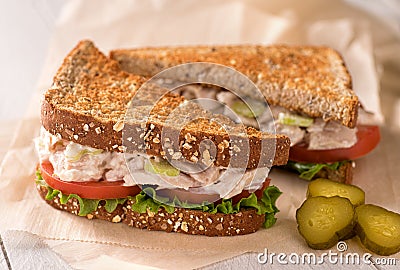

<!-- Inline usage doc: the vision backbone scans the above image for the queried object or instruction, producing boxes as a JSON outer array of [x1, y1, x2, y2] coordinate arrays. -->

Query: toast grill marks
[[110, 45, 359, 128], [41, 40, 290, 169]]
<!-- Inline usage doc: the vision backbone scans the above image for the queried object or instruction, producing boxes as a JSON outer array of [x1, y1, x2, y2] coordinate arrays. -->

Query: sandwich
[[35, 40, 291, 236], [110, 45, 380, 183]]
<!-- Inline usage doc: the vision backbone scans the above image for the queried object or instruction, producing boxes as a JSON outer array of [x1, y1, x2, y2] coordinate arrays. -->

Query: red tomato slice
[[230, 178, 271, 205], [289, 125, 380, 163], [40, 162, 141, 199], [156, 178, 271, 205]]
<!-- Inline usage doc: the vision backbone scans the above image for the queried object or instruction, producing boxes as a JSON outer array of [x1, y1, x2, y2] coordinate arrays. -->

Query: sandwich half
[[35, 40, 291, 236], [110, 45, 380, 183]]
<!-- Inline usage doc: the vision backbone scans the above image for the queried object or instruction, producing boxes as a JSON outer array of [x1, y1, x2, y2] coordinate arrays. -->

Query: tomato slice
[[40, 162, 270, 203], [289, 125, 380, 163], [155, 178, 271, 205], [230, 178, 271, 205], [40, 162, 141, 199]]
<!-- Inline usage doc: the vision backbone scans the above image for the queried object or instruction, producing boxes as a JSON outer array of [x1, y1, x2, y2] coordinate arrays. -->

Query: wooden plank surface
[[0, 231, 73, 270], [0, 235, 11, 270]]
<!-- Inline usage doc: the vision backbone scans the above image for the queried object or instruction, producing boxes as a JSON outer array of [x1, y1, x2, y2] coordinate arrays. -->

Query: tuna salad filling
[[176, 85, 359, 150], [35, 128, 269, 199]]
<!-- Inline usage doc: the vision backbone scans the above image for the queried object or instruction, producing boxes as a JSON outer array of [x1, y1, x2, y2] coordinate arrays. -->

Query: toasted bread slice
[[41, 41, 290, 168], [111, 45, 359, 128], [313, 161, 354, 184], [37, 184, 265, 236]]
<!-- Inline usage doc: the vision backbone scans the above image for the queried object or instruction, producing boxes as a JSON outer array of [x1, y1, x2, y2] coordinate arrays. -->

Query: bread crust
[[111, 45, 359, 128], [313, 161, 354, 184], [42, 40, 290, 168], [37, 184, 265, 236]]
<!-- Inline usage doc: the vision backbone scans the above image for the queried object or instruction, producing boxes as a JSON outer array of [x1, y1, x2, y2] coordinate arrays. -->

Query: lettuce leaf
[[130, 188, 175, 214], [37, 170, 282, 228], [131, 186, 282, 228], [285, 161, 346, 181], [104, 198, 128, 213]]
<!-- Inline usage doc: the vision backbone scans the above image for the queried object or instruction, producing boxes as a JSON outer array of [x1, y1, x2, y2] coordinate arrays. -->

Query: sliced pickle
[[340, 230, 356, 240], [296, 196, 354, 249], [307, 178, 365, 207], [231, 99, 265, 118], [355, 204, 400, 256], [144, 159, 180, 177]]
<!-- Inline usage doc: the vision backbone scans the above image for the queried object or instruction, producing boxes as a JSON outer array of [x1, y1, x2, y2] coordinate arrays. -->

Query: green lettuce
[[36, 170, 282, 228], [131, 186, 282, 228], [36, 170, 126, 216], [285, 161, 346, 181]]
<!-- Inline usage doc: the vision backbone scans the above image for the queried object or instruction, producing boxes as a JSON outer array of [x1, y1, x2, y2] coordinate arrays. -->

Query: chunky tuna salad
[[179, 86, 359, 150], [35, 128, 269, 199]]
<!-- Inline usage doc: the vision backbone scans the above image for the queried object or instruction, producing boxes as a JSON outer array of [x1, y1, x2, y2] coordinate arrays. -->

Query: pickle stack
[[296, 178, 400, 256]]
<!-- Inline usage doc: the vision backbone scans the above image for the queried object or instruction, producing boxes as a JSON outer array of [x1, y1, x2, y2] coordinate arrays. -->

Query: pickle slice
[[355, 204, 400, 255], [307, 178, 365, 207], [340, 230, 356, 240], [296, 196, 354, 249]]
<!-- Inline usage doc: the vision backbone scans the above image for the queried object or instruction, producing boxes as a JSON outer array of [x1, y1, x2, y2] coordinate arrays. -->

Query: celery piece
[[278, 112, 313, 127], [231, 99, 265, 118], [144, 159, 180, 177]]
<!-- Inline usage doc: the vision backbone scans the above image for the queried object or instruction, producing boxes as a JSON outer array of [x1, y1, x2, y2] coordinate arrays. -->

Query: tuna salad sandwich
[[111, 44, 380, 183], [35, 40, 291, 236]]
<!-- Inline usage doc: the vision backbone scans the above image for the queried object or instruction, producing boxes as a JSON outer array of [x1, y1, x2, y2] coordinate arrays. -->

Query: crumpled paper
[[1, 0, 400, 269]]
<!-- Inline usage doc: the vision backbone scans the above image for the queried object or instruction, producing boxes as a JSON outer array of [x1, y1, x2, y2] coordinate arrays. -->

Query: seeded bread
[[111, 45, 359, 128], [313, 161, 354, 184], [42, 40, 290, 168], [37, 184, 264, 236]]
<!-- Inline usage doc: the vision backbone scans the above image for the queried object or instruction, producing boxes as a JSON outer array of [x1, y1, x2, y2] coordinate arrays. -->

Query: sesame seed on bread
[[313, 161, 354, 184], [110, 45, 359, 128], [37, 185, 265, 236], [41, 40, 290, 169]]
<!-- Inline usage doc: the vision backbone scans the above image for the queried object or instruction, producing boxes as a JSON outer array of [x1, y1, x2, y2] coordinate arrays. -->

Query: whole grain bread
[[37, 184, 265, 236], [313, 161, 354, 184], [42, 40, 290, 168], [110, 45, 359, 128], [280, 160, 353, 183]]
